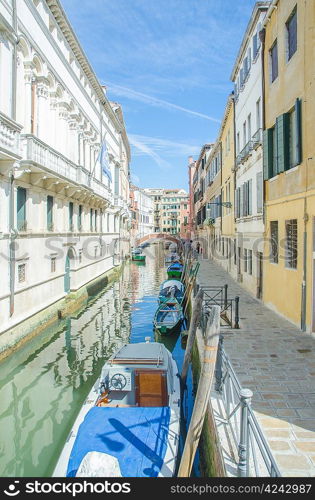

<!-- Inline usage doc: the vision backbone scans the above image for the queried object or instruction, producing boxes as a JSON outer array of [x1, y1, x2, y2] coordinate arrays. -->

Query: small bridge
[[136, 233, 181, 247]]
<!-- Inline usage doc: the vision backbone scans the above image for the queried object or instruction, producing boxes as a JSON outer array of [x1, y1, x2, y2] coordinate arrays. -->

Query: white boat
[[53, 341, 181, 477]]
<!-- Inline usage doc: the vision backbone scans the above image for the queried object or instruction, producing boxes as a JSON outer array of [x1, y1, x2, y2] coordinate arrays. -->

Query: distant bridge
[[136, 233, 181, 247]]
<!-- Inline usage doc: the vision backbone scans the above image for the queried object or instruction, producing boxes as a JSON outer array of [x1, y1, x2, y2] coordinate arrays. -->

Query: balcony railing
[[0, 111, 22, 159], [22, 134, 111, 203], [236, 140, 253, 167], [252, 128, 262, 148]]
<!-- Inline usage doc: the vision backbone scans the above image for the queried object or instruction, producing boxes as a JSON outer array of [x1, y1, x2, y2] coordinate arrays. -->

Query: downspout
[[301, 0, 307, 331], [9, 170, 17, 316]]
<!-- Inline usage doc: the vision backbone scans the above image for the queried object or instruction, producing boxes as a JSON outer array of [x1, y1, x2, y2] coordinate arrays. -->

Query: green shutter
[[263, 129, 273, 180], [47, 195, 53, 230], [277, 113, 290, 172], [295, 98, 302, 165]]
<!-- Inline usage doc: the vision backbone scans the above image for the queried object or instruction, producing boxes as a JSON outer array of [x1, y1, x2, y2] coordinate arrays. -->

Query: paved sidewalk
[[197, 259, 315, 477]]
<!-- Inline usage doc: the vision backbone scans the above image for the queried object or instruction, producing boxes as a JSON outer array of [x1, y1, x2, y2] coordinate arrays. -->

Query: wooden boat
[[153, 298, 183, 335], [165, 253, 180, 264], [53, 341, 180, 477], [167, 261, 183, 279], [131, 248, 146, 262], [159, 279, 185, 304]]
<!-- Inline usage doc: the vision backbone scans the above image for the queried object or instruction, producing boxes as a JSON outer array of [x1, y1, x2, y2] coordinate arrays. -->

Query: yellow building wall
[[263, 0, 315, 330], [220, 99, 235, 239]]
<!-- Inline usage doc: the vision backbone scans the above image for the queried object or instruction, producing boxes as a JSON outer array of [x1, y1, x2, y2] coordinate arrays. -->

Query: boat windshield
[[157, 310, 179, 324]]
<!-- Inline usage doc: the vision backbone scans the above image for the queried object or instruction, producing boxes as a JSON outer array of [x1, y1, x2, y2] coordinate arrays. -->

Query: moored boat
[[153, 298, 183, 335], [158, 279, 185, 304], [132, 248, 146, 262], [53, 341, 180, 477], [167, 261, 183, 279]]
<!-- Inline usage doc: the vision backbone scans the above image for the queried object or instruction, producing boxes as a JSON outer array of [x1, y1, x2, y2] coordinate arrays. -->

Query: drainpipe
[[9, 169, 18, 316]]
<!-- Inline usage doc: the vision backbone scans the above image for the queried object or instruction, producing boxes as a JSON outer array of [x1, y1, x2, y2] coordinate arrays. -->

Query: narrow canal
[[0, 244, 196, 477]]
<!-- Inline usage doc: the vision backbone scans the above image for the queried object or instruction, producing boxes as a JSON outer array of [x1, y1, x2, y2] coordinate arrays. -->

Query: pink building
[[187, 156, 196, 238]]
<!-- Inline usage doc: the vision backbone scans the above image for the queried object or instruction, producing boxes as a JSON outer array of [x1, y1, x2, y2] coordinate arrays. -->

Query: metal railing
[[252, 128, 263, 148], [215, 341, 281, 477], [236, 140, 253, 167], [198, 285, 239, 328]]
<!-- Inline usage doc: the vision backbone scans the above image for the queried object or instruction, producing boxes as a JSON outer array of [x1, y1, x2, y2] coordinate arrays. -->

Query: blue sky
[[62, 0, 258, 190]]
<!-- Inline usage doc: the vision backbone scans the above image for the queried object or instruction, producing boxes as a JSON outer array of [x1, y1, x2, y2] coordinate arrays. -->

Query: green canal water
[[0, 244, 196, 477]]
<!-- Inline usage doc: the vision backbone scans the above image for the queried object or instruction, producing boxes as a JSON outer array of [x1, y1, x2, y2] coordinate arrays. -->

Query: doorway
[[257, 252, 263, 299]]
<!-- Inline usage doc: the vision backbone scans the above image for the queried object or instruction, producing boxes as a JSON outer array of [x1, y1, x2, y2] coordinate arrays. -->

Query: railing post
[[214, 334, 224, 392], [234, 295, 240, 329], [238, 388, 253, 478], [224, 284, 228, 309]]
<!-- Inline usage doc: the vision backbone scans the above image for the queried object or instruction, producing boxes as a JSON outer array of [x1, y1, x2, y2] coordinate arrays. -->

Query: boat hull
[[167, 270, 182, 279]]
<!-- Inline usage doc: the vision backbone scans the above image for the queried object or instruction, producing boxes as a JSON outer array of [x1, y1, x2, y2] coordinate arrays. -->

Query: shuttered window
[[244, 248, 248, 272], [256, 172, 263, 213], [248, 250, 253, 275], [263, 129, 274, 180], [69, 202, 74, 231], [248, 179, 252, 216], [285, 219, 298, 269], [90, 208, 93, 231], [47, 195, 53, 231], [17, 187, 27, 231], [270, 221, 279, 264], [270, 40, 278, 82], [78, 205, 82, 231], [286, 8, 297, 61]]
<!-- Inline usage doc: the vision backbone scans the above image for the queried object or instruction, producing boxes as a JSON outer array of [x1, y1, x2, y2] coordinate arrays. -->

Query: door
[[135, 370, 168, 407]]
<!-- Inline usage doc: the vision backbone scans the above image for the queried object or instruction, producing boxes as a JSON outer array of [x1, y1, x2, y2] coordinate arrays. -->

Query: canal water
[[0, 244, 197, 477]]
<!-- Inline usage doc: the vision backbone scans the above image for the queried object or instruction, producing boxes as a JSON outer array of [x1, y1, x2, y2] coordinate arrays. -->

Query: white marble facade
[[0, 0, 131, 334]]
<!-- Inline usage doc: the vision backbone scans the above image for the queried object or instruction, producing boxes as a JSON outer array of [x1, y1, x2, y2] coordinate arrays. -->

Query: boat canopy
[[160, 280, 184, 292]]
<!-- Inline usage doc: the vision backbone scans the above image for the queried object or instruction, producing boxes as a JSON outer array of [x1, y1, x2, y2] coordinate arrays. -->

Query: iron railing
[[215, 342, 281, 477], [198, 285, 239, 328]]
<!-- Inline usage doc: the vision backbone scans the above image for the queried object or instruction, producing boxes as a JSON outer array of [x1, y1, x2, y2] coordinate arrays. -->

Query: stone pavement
[[197, 258, 315, 477]]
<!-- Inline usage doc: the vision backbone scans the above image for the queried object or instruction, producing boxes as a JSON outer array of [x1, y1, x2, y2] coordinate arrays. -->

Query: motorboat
[[53, 341, 181, 477]]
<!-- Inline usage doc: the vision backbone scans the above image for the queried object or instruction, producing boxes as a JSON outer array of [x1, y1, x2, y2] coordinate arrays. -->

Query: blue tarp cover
[[67, 406, 171, 477]]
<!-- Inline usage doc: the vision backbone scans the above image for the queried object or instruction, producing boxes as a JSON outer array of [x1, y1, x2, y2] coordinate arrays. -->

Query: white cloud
[[106, 83, 221, 123]]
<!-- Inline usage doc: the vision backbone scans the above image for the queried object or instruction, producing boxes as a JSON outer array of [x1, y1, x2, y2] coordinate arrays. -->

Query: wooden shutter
[[235, 189, 239, 218], [240, 186, 243, 217], [47, 195, 53, 230], [263, 129, 273, 180], [295, 98, 302, 165], [276, 114, 289, 173], [248, 179, 252, 216], [17, 187, 26, 231], [256, 172, 263, 213]]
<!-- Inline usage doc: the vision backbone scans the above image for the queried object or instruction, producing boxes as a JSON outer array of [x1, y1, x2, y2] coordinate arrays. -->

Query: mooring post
[[181, 289, 204, 388], [214, 334, 224, 392], [224, 284, 228, 309], [178, 305, 221, 477], [234, 295, 240, 329], [238, 388, 253, 478]]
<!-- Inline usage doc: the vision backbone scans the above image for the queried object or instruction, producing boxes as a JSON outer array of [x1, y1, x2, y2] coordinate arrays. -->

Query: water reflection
[[0, 243, 195, 477]]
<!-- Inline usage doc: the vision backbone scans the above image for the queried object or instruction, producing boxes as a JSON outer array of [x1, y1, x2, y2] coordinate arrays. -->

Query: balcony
[[21, 134, 112, 203], [0, 111, 23, 160], [236, 140, 253, 167], [252, 128, 263, 148]]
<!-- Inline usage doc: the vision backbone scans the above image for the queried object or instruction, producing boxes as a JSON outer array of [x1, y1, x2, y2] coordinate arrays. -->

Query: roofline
[[217, 92, 234, 141], [46, 0, 131, 162], [230, 1, 270, 81]]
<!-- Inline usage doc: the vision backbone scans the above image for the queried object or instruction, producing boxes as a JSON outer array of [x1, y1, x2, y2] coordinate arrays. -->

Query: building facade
[[262, 0, 315, 331], [144, 188, 189, 238], [231, 2, 268, 297], [187, 156, 196, 239], [193, 144, 213, 256], [216, 93, 236, 275], [0, 0, 130, 337], [130, 185, 154, 244]]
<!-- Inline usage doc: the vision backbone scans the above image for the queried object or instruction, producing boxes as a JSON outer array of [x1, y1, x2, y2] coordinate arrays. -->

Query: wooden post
[[178, 305, 221, 477], [181, 289, 203, 387]]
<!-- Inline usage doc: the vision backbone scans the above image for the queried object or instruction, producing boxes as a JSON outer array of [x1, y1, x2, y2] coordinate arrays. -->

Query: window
[[244, 248, 248, 272], [270, 221, 279, 263], [247, 114, 252, 142], [256, 172, 263, 213], [78, 205, 82, 231], [51, 257, 56, 273], [248, 250, 253, 275], [256, 99, 261, 132], [253, 33, 258, 59], [237, 133, 240, 154], [94, 210, 97, 232], [270, 40, 278, 82], [69, 202, 74, 231], [90, 209, 93, 232], [79, 250, 82, 263], [18, 263, 26, 283], [47, 195, 53, 231], [286, 8, 297, 61], [17, 187, 27, 231], [243, 121, 247, 147], [285, 219, 298, 268]]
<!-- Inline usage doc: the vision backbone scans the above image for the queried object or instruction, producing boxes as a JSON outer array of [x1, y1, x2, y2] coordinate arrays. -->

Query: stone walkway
[[197, 258, 315, 477]]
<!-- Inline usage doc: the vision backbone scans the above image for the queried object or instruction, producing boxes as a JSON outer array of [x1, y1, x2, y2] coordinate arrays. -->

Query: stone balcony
[[21, 134, 112, 204], [0, 111, 23, 160]]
